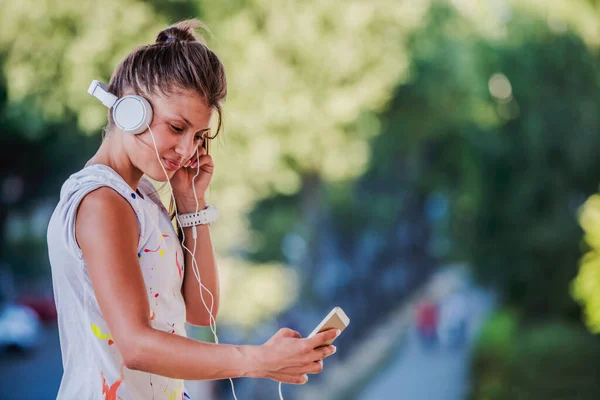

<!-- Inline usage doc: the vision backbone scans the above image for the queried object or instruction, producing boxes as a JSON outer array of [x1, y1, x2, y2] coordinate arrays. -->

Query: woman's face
[[124, 88, 213, 182]]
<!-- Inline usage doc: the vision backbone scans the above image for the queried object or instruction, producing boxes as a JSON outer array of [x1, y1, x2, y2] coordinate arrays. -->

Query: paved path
[[356, 287, 493, 400]]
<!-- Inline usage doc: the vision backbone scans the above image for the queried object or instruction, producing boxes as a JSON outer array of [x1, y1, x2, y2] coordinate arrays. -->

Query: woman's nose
[[175, 136, 197, 161]]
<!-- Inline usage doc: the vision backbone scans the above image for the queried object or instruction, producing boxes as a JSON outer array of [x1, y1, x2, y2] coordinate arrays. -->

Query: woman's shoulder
[[62, 165, 169, 214], [56, 163, 145, 228], [50, 164, 146, 261], [61, 164, 137, 200]]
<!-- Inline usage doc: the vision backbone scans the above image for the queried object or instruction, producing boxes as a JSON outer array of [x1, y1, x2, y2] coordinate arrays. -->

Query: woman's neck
[[86, 134, 144, 191]]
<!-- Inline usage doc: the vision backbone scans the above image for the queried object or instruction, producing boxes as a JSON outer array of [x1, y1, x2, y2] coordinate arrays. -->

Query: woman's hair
[[106, 19, 226, 222], [106, 19, 227, 147]]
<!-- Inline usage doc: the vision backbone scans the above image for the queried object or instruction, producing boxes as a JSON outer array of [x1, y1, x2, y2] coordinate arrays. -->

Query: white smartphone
[[307, 306, 350, 348]]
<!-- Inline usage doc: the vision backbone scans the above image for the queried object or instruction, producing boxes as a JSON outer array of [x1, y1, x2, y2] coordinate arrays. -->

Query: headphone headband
[[88, 80, 118, 108]]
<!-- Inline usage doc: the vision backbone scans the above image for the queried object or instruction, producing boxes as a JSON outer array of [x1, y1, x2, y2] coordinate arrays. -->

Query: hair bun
[[155, 19, 209, 45]]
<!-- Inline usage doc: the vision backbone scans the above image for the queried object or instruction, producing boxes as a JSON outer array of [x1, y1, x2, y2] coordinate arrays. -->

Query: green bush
[[470, 309, 519, 400], [471, 314, 600, 400], [505, 323, 600, 399]]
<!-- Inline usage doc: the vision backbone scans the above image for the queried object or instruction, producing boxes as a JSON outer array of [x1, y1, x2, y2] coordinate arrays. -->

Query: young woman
[[47, 19, 338, 400]]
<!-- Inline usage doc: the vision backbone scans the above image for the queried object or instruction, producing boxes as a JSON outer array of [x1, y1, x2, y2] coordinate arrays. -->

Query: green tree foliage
[[573, 195, 600, 333], [460, 23, 600, 320], [244, 0, 600, 325], [471, 312, 600, 399], [381, 2, 600, 320], [0, 0, 184, 134], [192, 0, 429, 275]]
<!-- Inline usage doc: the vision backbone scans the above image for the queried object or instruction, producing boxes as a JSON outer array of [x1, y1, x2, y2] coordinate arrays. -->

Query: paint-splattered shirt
[[48, 164, 191, 400]]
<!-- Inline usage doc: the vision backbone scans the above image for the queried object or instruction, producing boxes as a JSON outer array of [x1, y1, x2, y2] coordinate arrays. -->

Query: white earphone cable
[[146, 124, 240, 400]]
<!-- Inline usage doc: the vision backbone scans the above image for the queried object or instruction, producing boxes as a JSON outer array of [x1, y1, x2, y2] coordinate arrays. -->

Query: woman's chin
[[145, 168, 176, 182]]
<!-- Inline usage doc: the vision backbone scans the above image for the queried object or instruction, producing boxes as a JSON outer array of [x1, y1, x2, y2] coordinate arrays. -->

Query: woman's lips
[[162, 158, 181, 170]]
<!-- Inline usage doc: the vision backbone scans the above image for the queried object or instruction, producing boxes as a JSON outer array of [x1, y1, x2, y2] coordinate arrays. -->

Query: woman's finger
[[278, 328, 302, 339], [278, 360, 323, 375], [305, 328, 339, 351], [190, 155, 213, 169], [304, 345, 336, 363], [265, 372, 308, 385]]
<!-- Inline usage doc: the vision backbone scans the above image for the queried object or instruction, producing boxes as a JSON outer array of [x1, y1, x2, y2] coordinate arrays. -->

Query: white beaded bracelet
[[177, 205, 219, 228]]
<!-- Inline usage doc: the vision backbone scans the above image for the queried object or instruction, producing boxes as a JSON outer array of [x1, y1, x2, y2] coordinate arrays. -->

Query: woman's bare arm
[[181, 222, 220, 326], [75, 187, 258, 380]]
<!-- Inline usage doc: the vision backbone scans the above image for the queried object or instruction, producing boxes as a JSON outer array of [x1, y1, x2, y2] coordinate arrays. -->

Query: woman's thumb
[[278, 327, 302, 338]]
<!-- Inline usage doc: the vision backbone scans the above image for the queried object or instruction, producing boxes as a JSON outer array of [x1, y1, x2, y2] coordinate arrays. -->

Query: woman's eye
[[195, 135, 204, 142], [170, 124, 184, 133]]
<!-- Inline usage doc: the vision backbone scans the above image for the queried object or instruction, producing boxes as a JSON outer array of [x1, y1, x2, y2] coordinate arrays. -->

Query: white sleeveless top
[[47, 164, 191, 400]]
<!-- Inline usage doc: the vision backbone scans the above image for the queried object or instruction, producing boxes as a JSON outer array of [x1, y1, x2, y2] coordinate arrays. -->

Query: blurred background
[[2, 0, 600, 399]]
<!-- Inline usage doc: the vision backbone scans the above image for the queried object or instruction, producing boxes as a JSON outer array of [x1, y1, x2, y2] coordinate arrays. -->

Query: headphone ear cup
[[112, 95, 153, 135]]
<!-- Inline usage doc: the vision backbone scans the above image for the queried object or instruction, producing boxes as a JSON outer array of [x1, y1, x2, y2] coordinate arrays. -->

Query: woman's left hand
[[170, 145, 213, 212]]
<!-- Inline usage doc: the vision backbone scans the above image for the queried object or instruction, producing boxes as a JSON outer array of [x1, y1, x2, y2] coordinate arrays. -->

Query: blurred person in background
[[46, 19, 338, 399], [438, 290, 470, 350], [415, 299, 439, 349]]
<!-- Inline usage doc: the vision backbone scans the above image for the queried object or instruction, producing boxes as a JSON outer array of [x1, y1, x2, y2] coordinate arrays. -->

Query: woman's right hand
[[255, 327, 340, 384]]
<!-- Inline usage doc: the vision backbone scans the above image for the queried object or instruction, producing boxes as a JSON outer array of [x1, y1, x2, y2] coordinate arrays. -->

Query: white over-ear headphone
[[88, 80, 153, 135]]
